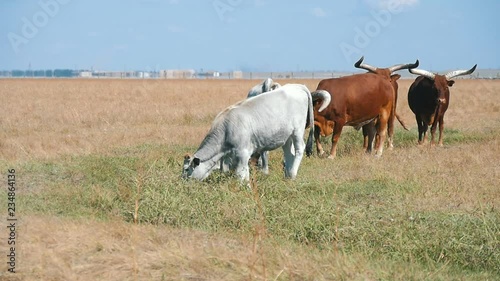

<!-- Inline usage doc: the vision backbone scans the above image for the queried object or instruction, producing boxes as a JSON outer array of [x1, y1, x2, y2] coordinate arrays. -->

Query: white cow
[[182, 84, 330, 181]]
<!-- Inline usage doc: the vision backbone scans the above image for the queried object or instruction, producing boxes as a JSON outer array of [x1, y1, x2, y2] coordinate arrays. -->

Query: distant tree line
[[0, 69, 80, 77]]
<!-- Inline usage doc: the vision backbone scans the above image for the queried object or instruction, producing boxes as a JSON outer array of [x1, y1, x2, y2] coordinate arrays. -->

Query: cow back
[[315, 73, 393, 125]]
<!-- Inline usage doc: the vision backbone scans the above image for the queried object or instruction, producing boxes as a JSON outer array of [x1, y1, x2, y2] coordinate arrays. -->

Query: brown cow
[[407, 64, 477, 146], [307, 73, 395, 158], [354, 57, 417, 152]]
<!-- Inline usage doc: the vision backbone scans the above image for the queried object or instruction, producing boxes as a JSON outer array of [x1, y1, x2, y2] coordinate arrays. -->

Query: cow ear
[[193, 157, 200, 167], [390, 74, 401, 81], [447, 80, 455, 87], [270, 82, 281, 91]]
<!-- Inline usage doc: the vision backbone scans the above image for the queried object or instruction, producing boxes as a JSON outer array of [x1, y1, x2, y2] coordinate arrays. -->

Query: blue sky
[[1, 0, 498, 72]]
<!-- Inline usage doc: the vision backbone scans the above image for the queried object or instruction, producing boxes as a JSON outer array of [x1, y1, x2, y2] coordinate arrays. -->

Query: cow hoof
[[327, 155, 335, 160]]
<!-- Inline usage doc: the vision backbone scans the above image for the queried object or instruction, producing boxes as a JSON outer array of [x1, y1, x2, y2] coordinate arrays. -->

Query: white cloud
[[311, 7, 327, 18]]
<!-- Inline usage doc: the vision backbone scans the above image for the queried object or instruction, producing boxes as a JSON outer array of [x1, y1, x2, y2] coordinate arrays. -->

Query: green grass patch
[[9, 142, 500, 279], [394, 127, 496, 147]]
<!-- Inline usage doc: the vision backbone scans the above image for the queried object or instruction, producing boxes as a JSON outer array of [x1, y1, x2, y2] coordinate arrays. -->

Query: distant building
[[159, 69, 195, 79], [79, 71, 92, 78], [232, 71, 243, 79], [136, 71, 151, 78], [197, 70, 220, 78]]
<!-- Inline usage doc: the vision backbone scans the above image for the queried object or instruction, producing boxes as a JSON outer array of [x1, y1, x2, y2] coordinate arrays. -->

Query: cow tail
[[396, 113, 409, 130], [305, 87, 314, 157]]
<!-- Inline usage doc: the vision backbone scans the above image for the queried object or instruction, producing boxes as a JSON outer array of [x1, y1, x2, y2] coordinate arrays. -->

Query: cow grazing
[[213, 78, 282, 175], [354, 56, 417, 151], [407, 64, 477, 146], [307, 73, 395, 158], [183, 84, 330, 181]]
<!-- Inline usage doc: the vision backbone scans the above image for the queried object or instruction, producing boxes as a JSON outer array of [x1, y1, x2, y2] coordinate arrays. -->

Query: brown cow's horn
[[409, 68, 436, 80], [312, 90, 331, 113], [445, 64, 477, 80], [354, 56, 377, 73], [388, 59, 419, 73]]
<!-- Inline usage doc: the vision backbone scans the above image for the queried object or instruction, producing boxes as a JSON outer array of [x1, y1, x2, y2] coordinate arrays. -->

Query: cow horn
[[409, 68, 436, 80], [445, 64, 477, 80], [388, 59, 419, 73], [312, 90, 331, 112], [354, 56, 378, 73]]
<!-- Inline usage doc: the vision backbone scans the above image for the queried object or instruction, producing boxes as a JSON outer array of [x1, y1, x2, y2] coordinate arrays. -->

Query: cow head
[[310, 90, 333, 137], [182, 154, 201, 179], [409, 65, 476, 104], [354, 56, 419, 80], [248, 78, 281, 98], [262, 78, 281, 92], [314, 118, 334, 137]]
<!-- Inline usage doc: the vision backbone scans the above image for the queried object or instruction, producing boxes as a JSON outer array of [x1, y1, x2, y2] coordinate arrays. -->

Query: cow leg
[[430, 120, 438, 147], [220, 154, 230, 172], [314, 125, 325, 156], [416, 115, 427, 145], [362, 125, 369, 151], [220, 152, 236, 172], [282, 138, 295, 178], [328, 122, 345, 159], [422, 122, 429, 145], [260, 151, 269, 174], [234, 150, 251, 182], [375, 112, 389, 157], [362, 123, 376, 154], [437, 116, 445, 147], [287, 132, 305, 179], [387, 105, 396, 150]]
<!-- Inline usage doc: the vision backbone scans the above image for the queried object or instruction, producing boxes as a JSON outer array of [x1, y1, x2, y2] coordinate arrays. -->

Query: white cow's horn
[[409, 68, 436, 80], [354, 56, 377, 73], [388, 59, 419, 73], [445, 64, 477, 80]]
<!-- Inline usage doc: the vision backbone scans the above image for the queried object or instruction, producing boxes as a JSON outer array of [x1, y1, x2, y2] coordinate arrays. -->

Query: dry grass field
[[0, 78, 499, 280]]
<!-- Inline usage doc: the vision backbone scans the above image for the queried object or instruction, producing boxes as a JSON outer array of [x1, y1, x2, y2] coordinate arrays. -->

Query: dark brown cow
[[407, 64, 477, 146], [307, 73, 395, 158], [354, 57, 417, 152]]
